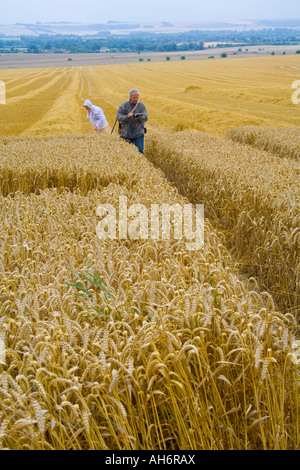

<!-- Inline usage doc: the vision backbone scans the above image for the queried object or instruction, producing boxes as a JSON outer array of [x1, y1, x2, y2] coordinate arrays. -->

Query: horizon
[[1, 0, 300, 24], [1, 18, 300, 25]]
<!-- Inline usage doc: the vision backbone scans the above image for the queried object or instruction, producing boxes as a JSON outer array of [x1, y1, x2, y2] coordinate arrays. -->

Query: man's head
[[129, 88, 140, 104]]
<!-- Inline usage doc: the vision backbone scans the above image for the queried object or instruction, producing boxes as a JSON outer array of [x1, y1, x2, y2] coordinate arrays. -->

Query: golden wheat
[[227, 126, 300, 160], [0, 134, 145, 196], [0, 134, 299, 450], [146, 130, 300, 315], [0, 54, 299, 450]]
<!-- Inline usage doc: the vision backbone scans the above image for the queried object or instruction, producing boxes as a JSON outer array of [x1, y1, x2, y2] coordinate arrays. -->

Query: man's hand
[[128, 112, 133, 118]]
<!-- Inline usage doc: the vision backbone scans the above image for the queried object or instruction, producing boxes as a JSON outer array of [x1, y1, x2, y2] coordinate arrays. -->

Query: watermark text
[[96, 197, 204, 251], [0, 80, 6, 105], [291, 80, 300, 104]]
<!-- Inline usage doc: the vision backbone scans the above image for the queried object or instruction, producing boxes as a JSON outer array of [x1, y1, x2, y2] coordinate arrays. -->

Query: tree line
[[0, 28, 299, 54]]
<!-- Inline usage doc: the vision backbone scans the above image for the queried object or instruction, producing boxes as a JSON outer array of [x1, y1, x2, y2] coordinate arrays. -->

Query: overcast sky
[[1, 0, 300, 24]]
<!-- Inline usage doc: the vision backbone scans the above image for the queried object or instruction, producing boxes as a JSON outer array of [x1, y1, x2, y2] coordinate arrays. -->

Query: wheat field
[[0, 55, 299, 450], [146, 129, 300, 315]]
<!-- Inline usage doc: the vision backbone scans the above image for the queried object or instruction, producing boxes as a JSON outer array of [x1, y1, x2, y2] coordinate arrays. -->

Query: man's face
[[130, 93, 139, 104]]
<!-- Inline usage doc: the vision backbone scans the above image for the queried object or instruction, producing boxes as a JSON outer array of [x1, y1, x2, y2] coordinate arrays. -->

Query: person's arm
[[117, 103, 130, 122]]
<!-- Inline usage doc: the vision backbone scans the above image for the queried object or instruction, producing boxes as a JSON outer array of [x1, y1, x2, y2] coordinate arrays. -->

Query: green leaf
[[65, 282, 92, 297]]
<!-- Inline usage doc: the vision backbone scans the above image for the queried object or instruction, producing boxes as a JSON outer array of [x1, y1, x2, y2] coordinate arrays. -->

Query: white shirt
[[84, 99, 108, 130]]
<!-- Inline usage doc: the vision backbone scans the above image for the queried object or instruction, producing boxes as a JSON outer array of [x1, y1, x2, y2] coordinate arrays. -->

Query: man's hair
[[129, 88, 140, 97]]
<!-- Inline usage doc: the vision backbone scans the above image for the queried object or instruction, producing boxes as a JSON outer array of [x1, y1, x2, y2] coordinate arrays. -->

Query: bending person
[[83, 99, 108, 134]]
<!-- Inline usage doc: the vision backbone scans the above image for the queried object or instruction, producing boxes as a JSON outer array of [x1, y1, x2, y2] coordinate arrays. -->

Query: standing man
[[117, 89, 148, 154], [83, 99, 108, 134]]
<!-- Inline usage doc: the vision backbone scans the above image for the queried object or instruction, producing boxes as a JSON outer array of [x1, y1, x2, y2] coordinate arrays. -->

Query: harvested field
[[0, 45, 299, 69], [0, 55, 299, 137]]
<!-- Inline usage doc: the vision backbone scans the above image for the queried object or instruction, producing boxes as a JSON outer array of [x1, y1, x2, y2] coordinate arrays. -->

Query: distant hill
[[0, 19, 300, 37], [258, 19, 300, 28]]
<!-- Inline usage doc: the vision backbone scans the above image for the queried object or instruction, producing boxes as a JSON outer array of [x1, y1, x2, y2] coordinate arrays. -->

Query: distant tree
[[136, 41, 145, 52], [181, 55, 186, 60], [221, 52, 227, 57], [27, 45, 39, 53], [6, 28, 300, 56], [166, 56, 171, 61]]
